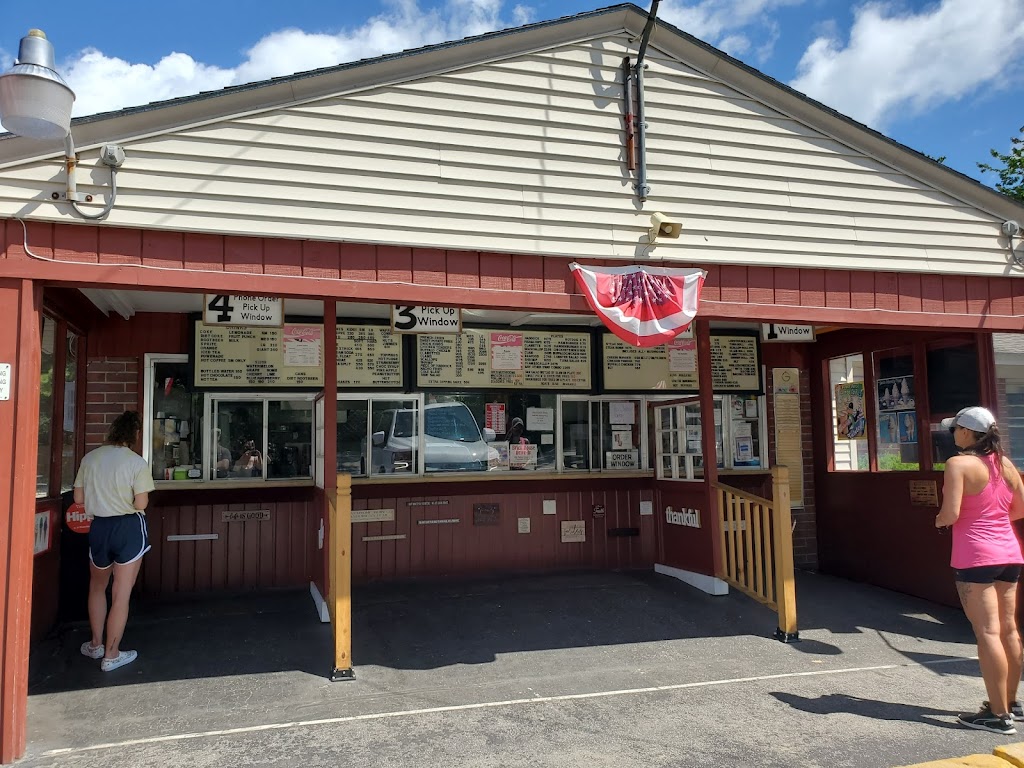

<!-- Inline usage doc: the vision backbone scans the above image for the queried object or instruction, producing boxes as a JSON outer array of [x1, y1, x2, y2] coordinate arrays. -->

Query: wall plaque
[[909, 480, 939, 507], [352, 508, 395, 524], [222, 510, 271, 522], [561, 520, 586, 543], [407, 500, 450, 507], [473, 504, 501, 526], [363, 534, 407, 542], [418, 518, 460, 525]]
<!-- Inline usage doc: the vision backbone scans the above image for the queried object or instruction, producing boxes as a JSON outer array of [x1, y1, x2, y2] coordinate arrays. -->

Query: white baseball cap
[[940, 406, 996, 433]]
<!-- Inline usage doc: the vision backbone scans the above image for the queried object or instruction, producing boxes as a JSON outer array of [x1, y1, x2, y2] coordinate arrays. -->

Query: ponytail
[[961, 424, 1014, 484]]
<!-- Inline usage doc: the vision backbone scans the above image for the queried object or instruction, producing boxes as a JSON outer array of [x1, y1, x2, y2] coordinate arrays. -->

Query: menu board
[[195, 322, 324, 387], [602, 334, 761, 392], [336, 325, 402, 387], [417, 329, 591, 389]]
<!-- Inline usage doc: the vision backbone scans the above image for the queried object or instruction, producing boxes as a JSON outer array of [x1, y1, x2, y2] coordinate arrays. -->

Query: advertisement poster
[[485, 402, 506, 433], [734, 436, 753, 463], [282, 325, 323, 367], [878, 412, 899, 444], [877, 376, 915, 411], [487, 442, 510, 470], [898, 411, 918, 444], [773, 367, 800, 394], [490, 332, 524, 371], [835, 382, 867, 440], [509, 443, 538, 470]]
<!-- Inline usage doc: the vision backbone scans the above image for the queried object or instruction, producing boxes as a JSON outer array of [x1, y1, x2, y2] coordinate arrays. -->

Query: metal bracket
[[773, 628, 800, 644], [330, 666, 356, 682]]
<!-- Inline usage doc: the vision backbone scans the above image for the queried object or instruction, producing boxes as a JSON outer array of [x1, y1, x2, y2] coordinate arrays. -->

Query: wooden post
[[330, 473, 354, 680], [695, 319, 723, 577], [0, 279, 42, 763], [771, 466, 799, 642]]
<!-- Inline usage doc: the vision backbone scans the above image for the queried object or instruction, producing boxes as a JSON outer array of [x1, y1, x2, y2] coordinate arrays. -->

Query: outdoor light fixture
[[0, 29, 124, 220], [648, 211, 682, 241], [1004, 220, 1023, 268]]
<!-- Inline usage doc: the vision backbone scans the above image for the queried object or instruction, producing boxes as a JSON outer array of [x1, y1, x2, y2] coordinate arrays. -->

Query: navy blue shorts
[[88, 513, 150, 569], [953, 564, 1023, 584]]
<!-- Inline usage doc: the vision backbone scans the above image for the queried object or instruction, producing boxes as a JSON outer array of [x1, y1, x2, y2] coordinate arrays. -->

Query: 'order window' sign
[[204, 295, 283, 327]]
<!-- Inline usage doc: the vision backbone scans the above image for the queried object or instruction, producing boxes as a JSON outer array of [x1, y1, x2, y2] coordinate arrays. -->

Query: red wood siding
[[4, 220, 1024, 331], [351, 481, 655, 582], [141, 488, 320, 596]]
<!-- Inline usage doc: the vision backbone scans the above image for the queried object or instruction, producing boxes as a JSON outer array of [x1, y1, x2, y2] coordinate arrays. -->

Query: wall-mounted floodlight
[[1004, 220, 1023, 268], [0, 29, 124, 220], [649, 211, 682, 242]]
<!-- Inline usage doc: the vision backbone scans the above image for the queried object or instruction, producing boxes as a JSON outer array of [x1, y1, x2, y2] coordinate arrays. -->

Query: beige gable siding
[[0, 34, 1010, 275]]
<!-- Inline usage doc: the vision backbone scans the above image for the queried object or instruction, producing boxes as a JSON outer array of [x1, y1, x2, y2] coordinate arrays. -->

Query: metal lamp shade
[[0, 66, 74, 140]]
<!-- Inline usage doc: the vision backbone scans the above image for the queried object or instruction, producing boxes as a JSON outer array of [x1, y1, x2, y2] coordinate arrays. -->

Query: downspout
[[633, 0, 661, 202]]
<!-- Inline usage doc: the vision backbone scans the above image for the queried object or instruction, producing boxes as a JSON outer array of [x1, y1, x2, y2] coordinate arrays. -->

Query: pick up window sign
[[204, 295, 283, 327], [761, 323, 815, 342], [391, 306, 462, 334]]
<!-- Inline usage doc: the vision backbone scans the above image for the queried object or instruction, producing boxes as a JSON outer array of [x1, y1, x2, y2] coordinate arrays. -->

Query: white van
[[371, 402, 498, 473]]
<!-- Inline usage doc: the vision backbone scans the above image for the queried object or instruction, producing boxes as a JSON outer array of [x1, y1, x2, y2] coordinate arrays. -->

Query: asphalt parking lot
[[20, 570, 1012, 767]]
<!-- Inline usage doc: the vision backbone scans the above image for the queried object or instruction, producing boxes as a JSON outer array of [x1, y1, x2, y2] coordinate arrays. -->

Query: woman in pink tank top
[[935, 406, 1024, 733]]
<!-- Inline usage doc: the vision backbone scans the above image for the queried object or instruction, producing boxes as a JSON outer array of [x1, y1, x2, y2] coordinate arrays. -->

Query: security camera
[[1003, 220, 1021, 237], [649, 212, 682, 241]]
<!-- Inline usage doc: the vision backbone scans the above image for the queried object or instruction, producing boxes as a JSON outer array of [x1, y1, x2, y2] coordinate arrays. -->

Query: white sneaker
[[101, 650, 137, 672], [80, 642, 104, 659]]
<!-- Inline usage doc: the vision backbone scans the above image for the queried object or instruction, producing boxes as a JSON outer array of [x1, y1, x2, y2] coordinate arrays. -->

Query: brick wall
[[765, 368, 818, 570], [85, 358, 139, 451]]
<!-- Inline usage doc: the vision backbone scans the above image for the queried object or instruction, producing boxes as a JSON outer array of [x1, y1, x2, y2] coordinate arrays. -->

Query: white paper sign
[[561, 520, 586, 543], [518, 517, 531, 534], [540, 433, 554, 445], [0, 363, 9, 401], [526, 407, 554, 431], [612, 430, 633, 450], [490, 332, 524, 370], [639, 500, 653, 516], [608, 401, 635, 425], [543, 499, 557, 515], [352, 508, 396, 524]]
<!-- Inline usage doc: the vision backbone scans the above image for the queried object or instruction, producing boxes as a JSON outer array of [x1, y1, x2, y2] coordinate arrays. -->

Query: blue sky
[[4, 0, 1023, 185]]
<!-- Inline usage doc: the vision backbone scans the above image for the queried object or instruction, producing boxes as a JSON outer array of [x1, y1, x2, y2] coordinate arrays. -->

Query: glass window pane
[[370, 399, 419, 475], [337, 399, 368, 476], [151, 360, 199, 481], [60, 329, 79, 493], [268, 400, 312, 479], [561, 400, 590, 470], [829, 354, 867, 471], [995, 333, 1024, 469], [214, 402, 264, 479], [601, 400, 642, 470], [874, 348, 919, 471], [36, 317, 55, 498]]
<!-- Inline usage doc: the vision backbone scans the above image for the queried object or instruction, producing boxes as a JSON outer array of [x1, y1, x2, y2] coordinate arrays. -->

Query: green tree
[[978, 125, 1024, 203]]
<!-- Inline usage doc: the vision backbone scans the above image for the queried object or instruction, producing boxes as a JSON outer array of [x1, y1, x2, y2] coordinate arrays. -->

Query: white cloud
[[62, 0, 533, 117], [659, 0, 805, 42], [790, 0, 1024, 129]]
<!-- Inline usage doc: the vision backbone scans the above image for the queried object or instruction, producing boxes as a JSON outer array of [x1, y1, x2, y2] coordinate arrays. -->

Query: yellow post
[[771, 466, 798, 642], [330, 473, 355, 680]]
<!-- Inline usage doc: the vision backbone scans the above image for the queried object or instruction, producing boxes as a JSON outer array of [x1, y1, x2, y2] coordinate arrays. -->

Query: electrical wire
[[69, 168, 117, 220]]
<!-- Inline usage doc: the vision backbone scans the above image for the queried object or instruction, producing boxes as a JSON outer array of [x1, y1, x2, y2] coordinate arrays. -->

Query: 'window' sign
[[391, 305, 462, 334], [204, 295, 283, 327]]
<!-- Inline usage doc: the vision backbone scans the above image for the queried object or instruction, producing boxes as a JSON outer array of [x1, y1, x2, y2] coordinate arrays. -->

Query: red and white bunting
[[569, 263, 706, 347]]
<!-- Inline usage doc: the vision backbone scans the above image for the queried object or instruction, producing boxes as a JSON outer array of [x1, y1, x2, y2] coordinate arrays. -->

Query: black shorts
[[953, 564, 1023, 584], [89, 513, 150, 569]]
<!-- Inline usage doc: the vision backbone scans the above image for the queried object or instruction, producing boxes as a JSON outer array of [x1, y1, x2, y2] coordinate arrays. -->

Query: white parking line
[[42, 656, 975, 757]]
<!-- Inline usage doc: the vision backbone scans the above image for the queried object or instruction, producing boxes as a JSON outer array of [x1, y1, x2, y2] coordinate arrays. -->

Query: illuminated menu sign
[[336, 325, 402, 387], [417, 329, 591, 389], [602, 334, 761, 392], [195, 322, 324, 387]]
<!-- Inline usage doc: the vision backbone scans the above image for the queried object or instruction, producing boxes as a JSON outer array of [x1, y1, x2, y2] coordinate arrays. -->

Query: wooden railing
[[713, 466, 798, 642]]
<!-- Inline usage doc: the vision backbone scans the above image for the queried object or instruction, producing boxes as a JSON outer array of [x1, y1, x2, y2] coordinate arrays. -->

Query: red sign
[[65, 502, 91, 534], [569, 263, 705, 347]]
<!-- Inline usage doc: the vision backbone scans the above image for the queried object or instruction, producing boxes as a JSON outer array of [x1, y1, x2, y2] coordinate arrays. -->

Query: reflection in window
[[369, 399, 419, 475], [928, 341, 980, 469], [561, 400, 590, 470], [60, 329, 79, 492], [268, 400, 313, 479], [828, 354, 867, 471], [337, 400, 368, 476], [37, 316, 55, 498], [995, 333, 1024, 469], [874, 348, 919, 471], [214, 402, 264, 479], [150, 358, 200, 481]]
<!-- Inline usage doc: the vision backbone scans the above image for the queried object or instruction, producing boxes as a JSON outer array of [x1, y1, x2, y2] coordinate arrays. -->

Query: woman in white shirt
[[73, 411, 155, 672]]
